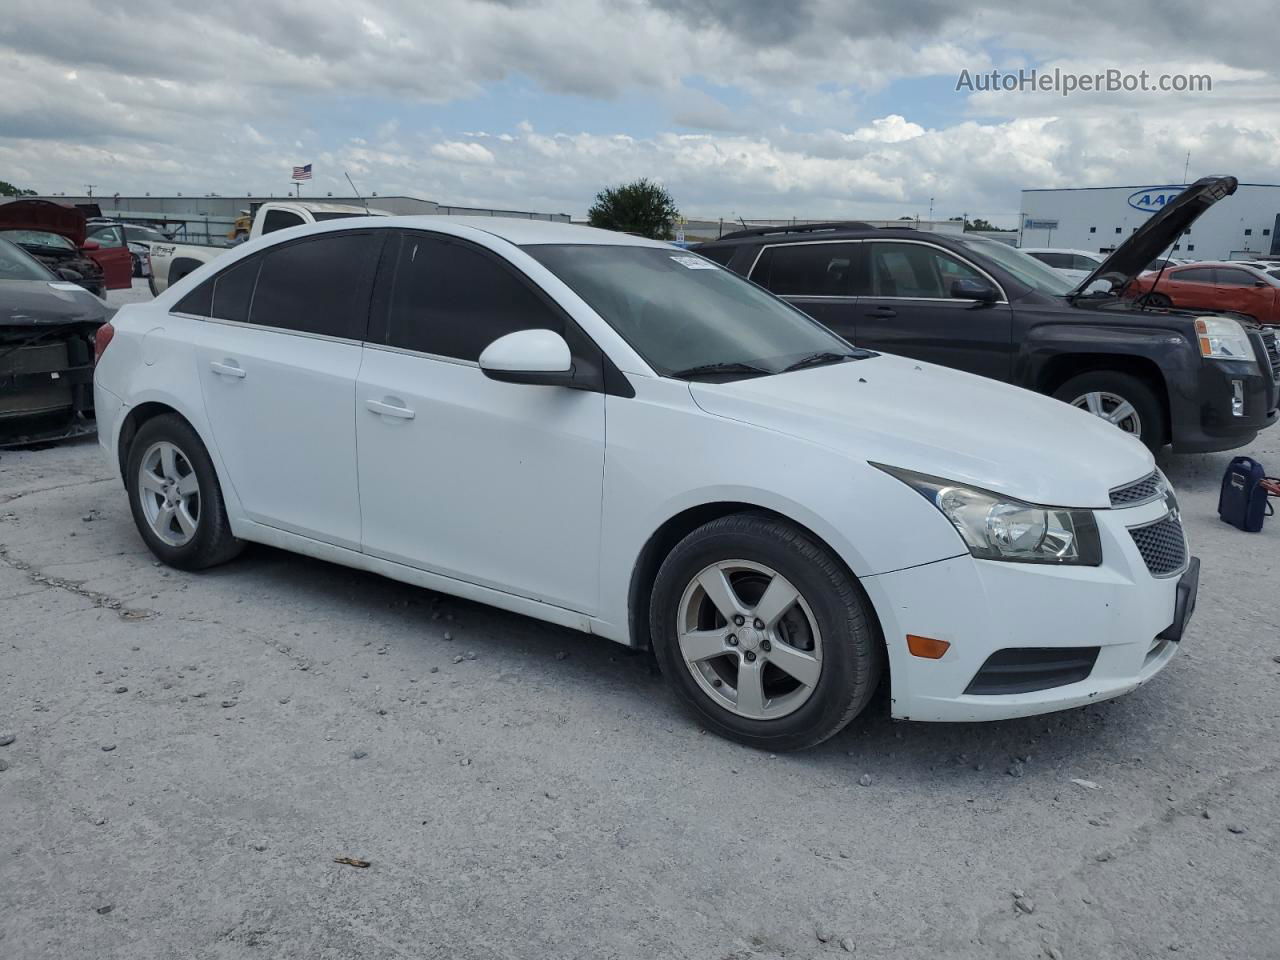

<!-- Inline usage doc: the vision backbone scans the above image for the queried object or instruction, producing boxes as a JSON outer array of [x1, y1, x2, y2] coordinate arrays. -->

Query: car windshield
[[1, 229, 76, 252], [956, 237, 1078, 295], [0, 236, 55, 280], [523, 244, 867, 378]]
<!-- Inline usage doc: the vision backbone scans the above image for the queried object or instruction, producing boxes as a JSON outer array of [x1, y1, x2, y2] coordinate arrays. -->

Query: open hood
[[1071, 175, 1238, 296], [0, 198, 88, 247]]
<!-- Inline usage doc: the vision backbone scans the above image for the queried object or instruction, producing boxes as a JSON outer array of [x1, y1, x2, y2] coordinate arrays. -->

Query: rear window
[[249, 233, 379, 339]]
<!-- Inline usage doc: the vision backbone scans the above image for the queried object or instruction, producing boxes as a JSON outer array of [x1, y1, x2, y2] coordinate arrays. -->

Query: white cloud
[[430, 140, 496, 165]]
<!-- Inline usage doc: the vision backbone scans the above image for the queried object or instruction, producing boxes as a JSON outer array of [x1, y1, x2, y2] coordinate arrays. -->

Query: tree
[[0, 179, 36, 197], [588, 178, 679, 239], [949, 215, 1009, 232]]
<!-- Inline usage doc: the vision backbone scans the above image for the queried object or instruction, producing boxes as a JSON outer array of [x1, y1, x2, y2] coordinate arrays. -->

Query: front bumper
[[1170, 335, 1280, 452], [0, 333, 97, 448], [862, 496, 1190, 722]]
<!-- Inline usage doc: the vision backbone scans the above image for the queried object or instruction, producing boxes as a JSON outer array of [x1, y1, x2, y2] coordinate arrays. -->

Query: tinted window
[[1174, 267, 1215, 283], [0, 236, 54, 280], [1028, 251, 1070, 269], [173, 276, 214, 316], [751, 243, 855, 296], [212, 255, 262, 323], [1070, 254, 1100, 271], [869, 243, 982, 298], [260, 209, 305, 235], [696, 245, 735, 266], [383, 233, 563, 361], [1216, 269, 1256, 286], [250, 233, 379, 338]]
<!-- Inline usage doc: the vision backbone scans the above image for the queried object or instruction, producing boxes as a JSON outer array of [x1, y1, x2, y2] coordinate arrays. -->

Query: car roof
[[697, 225, 961, 247], [1019, 247, 1101, 257], [268, 214, 675, 248]]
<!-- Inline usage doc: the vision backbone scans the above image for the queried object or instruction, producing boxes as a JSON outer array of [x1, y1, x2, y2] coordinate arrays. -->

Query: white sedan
[[92, 217, 1196, 749]]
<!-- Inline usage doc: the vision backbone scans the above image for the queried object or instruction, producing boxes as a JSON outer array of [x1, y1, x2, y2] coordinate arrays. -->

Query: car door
[[356, 230, 605, 613], [84, 224, 133, 289], [1213, 267, 1267, 319], [746, 241, 860, 340], [853, 241, 1014, 381], [186, 230, 382, 550], [1161, 266, 1217, 309]]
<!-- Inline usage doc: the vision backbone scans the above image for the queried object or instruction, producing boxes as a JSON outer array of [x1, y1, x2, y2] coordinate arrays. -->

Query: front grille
[[1262, 327, 1280, 383], [1129, 513, 1187, 577], [965, 647, 1100, 695], [1110, 471, 1163, 507]]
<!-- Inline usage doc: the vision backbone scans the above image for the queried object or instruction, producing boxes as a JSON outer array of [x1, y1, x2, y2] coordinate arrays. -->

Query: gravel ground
[[1, 283, 1278, 958]]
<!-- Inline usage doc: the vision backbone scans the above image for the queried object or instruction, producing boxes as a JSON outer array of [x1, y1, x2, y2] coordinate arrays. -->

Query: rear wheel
[[649, 513, 882, 751], [1053, 370, 1167, 451], [125, 414, 242, 570]]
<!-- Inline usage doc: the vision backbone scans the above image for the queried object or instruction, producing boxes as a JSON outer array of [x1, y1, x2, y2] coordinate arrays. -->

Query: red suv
[[1128, 261, 1280, 325]]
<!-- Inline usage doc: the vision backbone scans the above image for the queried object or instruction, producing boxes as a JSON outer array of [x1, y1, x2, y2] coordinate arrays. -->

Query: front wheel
[[1137, 292, 1172, 309], [1053, 370, 1167, 451], [649, 513, 882, 751]]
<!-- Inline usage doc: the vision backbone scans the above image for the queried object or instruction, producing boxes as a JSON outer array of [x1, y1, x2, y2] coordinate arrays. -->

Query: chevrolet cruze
[[93, 217, 1198, 750]]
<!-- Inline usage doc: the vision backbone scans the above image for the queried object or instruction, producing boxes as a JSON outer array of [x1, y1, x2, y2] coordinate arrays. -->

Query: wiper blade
[[782, 351, 857, 372], [670, 361, 771, 379]]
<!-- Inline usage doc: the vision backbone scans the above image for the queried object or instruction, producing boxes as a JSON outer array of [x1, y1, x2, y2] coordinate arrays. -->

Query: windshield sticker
[[670, 255, 718, 270]]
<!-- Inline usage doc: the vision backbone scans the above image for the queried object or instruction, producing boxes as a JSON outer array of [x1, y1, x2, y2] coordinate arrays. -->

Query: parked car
[[147, 201, 390, 295], [0, 235, 111, 446], [0, 228, 106, 297], [87, 221, 169, 279], [1127, 261, 1280, 325], [1019, 247, 1105, 284], [0, 199, 133, 294], [95, 216, 1197, 749], [696, 176, 1278, 453]]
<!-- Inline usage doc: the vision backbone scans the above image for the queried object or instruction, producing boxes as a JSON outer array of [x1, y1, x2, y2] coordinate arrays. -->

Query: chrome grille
[[1262, 327, 1279, 382], [1110, 471, 1163, 507], [1129, 513, 1187, 578]]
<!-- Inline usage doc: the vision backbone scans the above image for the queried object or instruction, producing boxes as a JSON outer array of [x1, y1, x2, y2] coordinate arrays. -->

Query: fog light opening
[[1231, 379, 1244, 417]]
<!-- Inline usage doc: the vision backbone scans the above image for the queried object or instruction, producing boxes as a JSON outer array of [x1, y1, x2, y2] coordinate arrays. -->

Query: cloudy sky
[[1, 0, 1275, 224]]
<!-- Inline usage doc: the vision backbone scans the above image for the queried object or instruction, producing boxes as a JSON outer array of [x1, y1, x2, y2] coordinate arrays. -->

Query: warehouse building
[[31, 194, 570, 245], [1019, 182, 1280, 260]]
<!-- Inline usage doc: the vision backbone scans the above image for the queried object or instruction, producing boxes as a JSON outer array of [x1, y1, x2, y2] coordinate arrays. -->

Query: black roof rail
[[714, 220, 878, 242]]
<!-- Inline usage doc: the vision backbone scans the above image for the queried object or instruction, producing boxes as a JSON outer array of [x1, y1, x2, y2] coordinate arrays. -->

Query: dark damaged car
[[0, 236, 111, 446], [697, 176, 1279, 453]]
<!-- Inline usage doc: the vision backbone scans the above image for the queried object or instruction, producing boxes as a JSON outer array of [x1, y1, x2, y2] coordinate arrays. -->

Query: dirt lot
[[2, 286, 1278, 959]]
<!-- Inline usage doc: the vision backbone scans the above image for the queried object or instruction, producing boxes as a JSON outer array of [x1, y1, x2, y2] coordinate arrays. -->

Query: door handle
[[209, 360, 246, 378], [365, 398, 415, 420], [868, 306, 897, 318]]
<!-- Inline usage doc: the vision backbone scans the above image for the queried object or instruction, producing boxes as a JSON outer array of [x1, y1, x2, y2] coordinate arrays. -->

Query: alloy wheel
[[1070, 390, 1143, 437], [137, 440, 201, 547], [676, 559, 823, 720]]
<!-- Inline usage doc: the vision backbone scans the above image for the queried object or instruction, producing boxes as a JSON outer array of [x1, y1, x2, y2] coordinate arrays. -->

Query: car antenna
[[344, 172, 371, 214]]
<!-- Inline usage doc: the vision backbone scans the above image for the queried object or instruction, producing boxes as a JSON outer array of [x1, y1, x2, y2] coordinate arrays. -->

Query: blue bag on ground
[[1217, 457, 1277, 532]]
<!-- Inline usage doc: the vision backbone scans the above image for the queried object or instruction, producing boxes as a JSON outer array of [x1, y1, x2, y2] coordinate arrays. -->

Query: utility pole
[[85, 184, 96, 198], [928, 197, 934, 221], [1182, 152, 1191, 184]]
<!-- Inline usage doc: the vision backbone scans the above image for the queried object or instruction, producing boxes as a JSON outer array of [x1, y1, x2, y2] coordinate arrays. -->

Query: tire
[[125, 414, 243, 570], [1052, 370, 1167, 451], [649, 512, 882, 751], [148, 274, 159, 298], [1137, 292, 1172, 309]]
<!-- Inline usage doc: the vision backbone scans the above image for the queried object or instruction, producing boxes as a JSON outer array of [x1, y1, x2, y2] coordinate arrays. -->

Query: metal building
[[30, 194, 571, 246], [1019, 182, 1280, 260]]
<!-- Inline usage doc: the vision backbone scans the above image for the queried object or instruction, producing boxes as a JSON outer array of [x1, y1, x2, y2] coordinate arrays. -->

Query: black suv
[[696, 176, 1279, 452]]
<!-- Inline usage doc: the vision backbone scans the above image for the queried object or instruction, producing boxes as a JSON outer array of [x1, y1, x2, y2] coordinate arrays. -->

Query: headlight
[[1195, 316, 1255, 362], [874, 464, 1102, 566]]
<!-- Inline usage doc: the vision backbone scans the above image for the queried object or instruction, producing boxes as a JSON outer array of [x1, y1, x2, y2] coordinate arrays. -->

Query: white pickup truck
[[148, 201, 389, 294]]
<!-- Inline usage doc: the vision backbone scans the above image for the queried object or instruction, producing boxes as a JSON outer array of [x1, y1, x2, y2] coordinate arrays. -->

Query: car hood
[[0, 198, 88, 246], [0, 280, 110, 329], [1071, 175, 1237, 296], [688, 354, 1154, 509]]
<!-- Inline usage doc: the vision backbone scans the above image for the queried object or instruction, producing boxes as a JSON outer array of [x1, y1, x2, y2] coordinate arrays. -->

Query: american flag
[[292, 163, 312, 181]]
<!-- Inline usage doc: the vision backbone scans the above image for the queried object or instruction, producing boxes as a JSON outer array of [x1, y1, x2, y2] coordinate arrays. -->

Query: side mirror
[[80, 240, 101, 251], [479, 329, 575, 386], [1255, 280, 1268, 287], [950, 278, 999, 302], [56, 267, 84, 282]]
